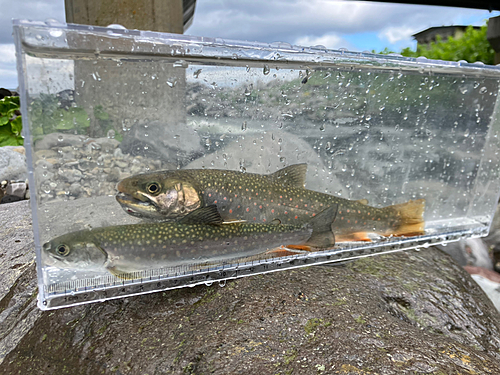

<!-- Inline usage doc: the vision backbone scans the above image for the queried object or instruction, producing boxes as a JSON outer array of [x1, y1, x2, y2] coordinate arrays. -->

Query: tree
[[378, 24, 495, 65]]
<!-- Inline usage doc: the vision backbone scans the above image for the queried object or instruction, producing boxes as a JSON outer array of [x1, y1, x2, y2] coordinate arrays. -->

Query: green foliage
[[93, 104, 122, 141], [378, 24, 495, 65], [0, 96, 23, 147], [30, 94, 90, 137]]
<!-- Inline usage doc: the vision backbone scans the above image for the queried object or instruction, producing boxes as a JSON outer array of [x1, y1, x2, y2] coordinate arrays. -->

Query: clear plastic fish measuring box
[[13, 20, 500, 310]]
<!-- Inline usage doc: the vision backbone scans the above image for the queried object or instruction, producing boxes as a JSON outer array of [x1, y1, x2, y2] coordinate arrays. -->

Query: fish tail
[[301, 204, 338, 249], [387, 198, 426, 237]]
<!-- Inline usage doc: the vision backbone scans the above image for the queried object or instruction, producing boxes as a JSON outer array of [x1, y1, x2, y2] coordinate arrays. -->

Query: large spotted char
[[188, 165, 424, 241]]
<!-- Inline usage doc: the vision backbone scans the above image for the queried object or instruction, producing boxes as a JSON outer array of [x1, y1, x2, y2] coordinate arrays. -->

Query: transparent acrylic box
[[13, 20, 500, 309]]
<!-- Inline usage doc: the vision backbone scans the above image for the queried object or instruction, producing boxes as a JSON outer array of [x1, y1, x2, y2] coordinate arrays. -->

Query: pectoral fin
[[179, 205, 223, 225], [107, 266, 137, 280]]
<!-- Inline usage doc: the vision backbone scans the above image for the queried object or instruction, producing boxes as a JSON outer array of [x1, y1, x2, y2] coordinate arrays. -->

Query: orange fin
[[388, 199, 426, 236], [336, 232, 372, 242], [265, 246, 306, 257], [285, 244, 312, 252]]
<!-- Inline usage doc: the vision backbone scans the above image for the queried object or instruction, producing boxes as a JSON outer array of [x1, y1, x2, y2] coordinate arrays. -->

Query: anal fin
[[336, 232, 372, 242], [265, 245, 308, 257]]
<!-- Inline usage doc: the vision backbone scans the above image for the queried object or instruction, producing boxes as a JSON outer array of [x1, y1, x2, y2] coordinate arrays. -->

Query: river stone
[[120, 120, 204, 167], [1, 199, 500, 375], [34, 133, 88, 150], [0, 146, 27, 182], [0, 200, 41, 364], [185, 130, 346, 196]]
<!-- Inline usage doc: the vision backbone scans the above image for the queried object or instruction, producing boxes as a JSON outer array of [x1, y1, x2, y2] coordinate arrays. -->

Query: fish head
[[42, 232, 108, 270], [116, 173, 201, 220]]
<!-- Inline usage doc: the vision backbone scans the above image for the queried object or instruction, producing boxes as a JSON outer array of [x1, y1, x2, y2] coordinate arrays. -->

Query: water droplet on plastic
[[49, 30, 63, 38], [241, 121, 247, 131], [193, 69, 202, 78], [107, 23, 127, 30], [57, 135, 64, 142], [263, 65, 270, 75], [173, 60, 188, 68], [479, 87, 487, 94]]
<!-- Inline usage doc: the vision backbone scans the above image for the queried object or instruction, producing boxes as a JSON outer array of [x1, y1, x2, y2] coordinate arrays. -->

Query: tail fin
[[388, 199, 426, 237], [304, 205, 338, 249]]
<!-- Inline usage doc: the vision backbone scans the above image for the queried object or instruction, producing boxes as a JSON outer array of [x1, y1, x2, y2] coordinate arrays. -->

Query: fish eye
[[146, 182, 161, 195], [56, 244, 70, 257]]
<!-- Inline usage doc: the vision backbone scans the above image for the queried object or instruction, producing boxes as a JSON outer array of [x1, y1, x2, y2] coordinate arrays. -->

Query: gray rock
[[34, 133, 88, 150], [120, 120, 204, 167], [5, 181, 27, 198], [114, 160, 128, 169], [2, 198, 500, 373], [438, 238, 494, 269], [471, 274, 500, 312], [34, 149, 58, 159], [185, 129, 345, 195], [37, 196, 141, 241], [57, 168, 82, 184], [92, 137, 120, 152], [0, 200, 41, 364], [107, 167, 121, 182], [68, 183, 82, 197], [113, 147, 124, 158], [35, 167, 54, 187], [34, 159, 55, 172], [0, 146, 27, 182], [1, 242, 500, 373]]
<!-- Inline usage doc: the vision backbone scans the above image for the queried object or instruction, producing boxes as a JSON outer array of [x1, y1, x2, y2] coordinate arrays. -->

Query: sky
[[0, 0, 498, 89]]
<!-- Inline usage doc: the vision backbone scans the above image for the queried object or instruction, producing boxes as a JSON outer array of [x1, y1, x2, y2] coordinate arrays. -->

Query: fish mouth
[[115, 192, 164, 219]]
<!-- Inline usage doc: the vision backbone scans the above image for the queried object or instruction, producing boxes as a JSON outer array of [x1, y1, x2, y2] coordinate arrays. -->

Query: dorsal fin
[[179, 205, 223, 225], [356, 199, 369, 205], [267, 164, 307, 187]]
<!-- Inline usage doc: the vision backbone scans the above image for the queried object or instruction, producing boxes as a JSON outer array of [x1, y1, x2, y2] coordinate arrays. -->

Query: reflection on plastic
[[12, 20, 500, 310]]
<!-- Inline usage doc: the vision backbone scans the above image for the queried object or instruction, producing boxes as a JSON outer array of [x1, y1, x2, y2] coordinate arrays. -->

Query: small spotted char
[[43, 205, 338, 277]]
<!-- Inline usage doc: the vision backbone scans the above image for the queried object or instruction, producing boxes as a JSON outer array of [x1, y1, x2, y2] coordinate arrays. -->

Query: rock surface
[[1, 201, 500, 374], [0, 201, 40, 364], [0, 147, 27, 182], [120, 120, 204, 167]]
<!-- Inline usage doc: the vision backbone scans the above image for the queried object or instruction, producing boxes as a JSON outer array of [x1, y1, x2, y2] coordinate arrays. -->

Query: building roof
[[364, 1, 499, 11], [412, 25, 481, 39]]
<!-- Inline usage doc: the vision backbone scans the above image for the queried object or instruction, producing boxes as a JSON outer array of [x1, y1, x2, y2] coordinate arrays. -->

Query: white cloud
[[0, 44, 16, 63], [188, 0, 494, 44], [0, 68, 17, 78], [379, 26, 416, 45], [0, 0, 66, 44], [294, 33, 349, 50], [1, 0, 498, 88]]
